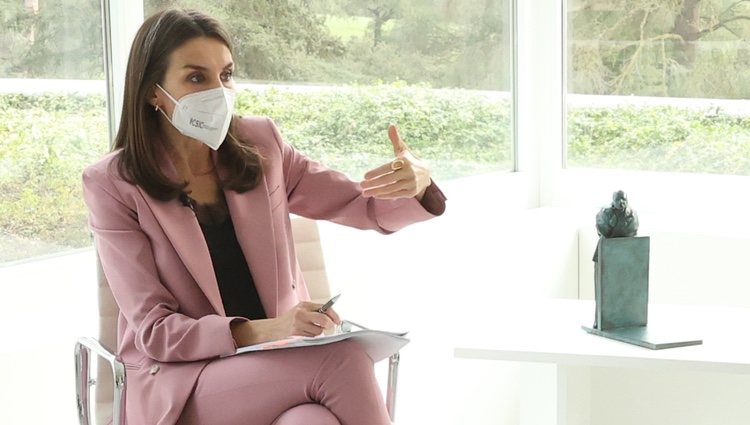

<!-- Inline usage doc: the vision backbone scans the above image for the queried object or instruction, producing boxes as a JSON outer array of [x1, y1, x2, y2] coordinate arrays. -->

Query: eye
[[189, 73, 205, 83], [221, 70, 234, 82]]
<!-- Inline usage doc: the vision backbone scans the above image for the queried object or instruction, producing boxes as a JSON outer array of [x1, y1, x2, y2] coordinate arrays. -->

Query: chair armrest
[[75, 337, 126, 425], [77, 337, 119, 366]]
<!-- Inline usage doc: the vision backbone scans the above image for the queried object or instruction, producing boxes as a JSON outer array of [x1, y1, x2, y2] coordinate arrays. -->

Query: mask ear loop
[[154, 84, 177, 123], [155, 83, 179, 104], [154, 104, 173, 122]]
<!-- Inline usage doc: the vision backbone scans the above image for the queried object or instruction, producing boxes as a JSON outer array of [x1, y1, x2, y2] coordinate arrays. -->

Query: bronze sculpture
[[592, 190, 639, 329]]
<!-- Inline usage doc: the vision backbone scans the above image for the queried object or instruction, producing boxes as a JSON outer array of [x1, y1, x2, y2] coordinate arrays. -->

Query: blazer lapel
[[222, 170, 279, 318], [140, 151, 226, 316]]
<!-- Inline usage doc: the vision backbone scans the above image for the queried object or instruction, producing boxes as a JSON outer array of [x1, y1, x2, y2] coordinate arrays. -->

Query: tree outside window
[[567, 0, 750, 174]]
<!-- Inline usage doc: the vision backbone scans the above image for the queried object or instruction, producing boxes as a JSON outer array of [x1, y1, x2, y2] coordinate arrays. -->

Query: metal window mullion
[[100, 0, 144, 149], [100, 0, 116, 147], [511, 0, 519, 172]]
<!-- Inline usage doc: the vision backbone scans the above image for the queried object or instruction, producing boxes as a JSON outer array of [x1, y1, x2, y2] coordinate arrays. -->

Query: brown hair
[[113, 8, 263, 201]]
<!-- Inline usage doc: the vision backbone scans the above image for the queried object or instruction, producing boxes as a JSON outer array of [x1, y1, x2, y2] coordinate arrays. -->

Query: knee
[[272, 403, 341, 425], [328, 339, 373, 369], [315, 339, 376, 383]]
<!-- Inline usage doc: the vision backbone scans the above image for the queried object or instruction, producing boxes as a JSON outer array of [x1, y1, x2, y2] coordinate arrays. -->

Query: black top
[[186, 192, 267, 320]]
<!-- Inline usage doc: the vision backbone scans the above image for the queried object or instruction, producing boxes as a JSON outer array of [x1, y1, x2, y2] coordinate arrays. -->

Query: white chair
[[74, 217, 400, 424]]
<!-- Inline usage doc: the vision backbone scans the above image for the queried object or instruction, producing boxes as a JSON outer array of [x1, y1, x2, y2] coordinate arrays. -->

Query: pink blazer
[[83, 116, 444, 425]]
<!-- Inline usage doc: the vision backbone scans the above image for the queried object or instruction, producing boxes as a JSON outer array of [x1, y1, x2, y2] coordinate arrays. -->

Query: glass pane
[[567, 0, 750, 174], [0, 3, 106, 425], [144, 0, 513, 180], [0, 0, 108, 265]]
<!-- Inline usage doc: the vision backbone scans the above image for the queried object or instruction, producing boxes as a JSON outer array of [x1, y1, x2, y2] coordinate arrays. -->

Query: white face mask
[[156, 84, 236, 150]]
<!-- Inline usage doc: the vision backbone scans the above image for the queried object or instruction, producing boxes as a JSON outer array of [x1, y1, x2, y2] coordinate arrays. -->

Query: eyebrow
[[181, 63, 234, 71]]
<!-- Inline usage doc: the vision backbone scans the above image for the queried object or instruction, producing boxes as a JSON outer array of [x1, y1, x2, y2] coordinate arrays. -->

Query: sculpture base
[[582, 325, 702, 350]]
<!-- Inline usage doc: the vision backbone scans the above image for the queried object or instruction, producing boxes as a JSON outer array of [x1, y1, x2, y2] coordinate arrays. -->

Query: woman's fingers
[[294, 324, 324, 337], [360, 124, 432, 200], [288, 303, 338, 337], [362, 166, 410, 189], [362, 175, 415, 198], [362, 154, 429, 199], [388, 124, 409, 155], [361, 177, 419, 199], [322, 307, 341, 326], [363, 162, 397, 180]]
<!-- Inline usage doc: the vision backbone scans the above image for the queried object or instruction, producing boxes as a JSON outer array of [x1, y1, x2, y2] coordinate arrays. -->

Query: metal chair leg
[[75, 337, 126, 425], [386, 352, 400, 422], [75, 342, 92, 425]]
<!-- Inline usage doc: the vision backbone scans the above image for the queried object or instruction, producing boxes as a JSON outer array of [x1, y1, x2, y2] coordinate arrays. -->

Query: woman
[[83, 8, 446, 425]]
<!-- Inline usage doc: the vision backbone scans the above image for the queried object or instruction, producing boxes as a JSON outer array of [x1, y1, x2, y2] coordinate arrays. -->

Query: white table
[[453, 298, 750, 425]]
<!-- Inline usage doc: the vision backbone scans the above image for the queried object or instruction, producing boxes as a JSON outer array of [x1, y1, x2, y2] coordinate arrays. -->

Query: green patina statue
[[593, 190, 639, 329], [593, 190, 639, 261], [584, 191, 702, 349]]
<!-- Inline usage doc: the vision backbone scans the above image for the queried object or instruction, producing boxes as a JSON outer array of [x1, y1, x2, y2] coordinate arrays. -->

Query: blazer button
[[291, 280, 296, 290], [149, 365, 160, 375]]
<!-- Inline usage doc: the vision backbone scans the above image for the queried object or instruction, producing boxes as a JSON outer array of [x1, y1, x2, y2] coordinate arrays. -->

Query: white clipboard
[[229, 327, 409, 363]]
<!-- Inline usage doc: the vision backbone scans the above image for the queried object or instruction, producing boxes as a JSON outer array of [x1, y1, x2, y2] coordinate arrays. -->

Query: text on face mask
[[190, 117, 218, 131]]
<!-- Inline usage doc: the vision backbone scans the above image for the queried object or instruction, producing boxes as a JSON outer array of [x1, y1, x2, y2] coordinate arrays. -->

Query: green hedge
[[567, 106, 750, 174], [0, 85, 510, 263], [2, 87, 749, 263], [235, 85, 512, 179], [0, 94, 108, 262]]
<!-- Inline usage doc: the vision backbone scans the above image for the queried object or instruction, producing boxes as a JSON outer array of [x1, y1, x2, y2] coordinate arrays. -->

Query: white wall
[[316, 167, 750, 425], [0, 249, 97, 425], [319, 173, 580, 425]]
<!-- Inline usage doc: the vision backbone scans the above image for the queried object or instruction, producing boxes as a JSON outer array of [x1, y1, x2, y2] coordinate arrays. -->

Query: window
[[566, 0, 750, 175], [0, 0, 108, 265], [145, 0, 514, 180], [0, 3, 106, 424], [0, 2, 516, 422]]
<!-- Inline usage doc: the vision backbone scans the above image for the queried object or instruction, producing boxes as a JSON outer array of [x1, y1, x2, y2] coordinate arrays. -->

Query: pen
[[317, 294, 340, 314]]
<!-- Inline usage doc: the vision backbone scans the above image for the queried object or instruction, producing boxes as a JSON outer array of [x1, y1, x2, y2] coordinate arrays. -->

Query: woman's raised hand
[[361, 124, 432, 201]]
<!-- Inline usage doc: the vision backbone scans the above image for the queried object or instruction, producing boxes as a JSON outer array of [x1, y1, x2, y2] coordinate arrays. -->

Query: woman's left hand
[[361, 124, 432, 201]]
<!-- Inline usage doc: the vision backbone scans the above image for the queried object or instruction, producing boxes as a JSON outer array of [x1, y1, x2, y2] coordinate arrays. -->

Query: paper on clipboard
[[229, 329, 409, 363]]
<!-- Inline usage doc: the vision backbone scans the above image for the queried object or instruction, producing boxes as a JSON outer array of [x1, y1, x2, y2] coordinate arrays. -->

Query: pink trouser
[[175, 340, 391, 425]]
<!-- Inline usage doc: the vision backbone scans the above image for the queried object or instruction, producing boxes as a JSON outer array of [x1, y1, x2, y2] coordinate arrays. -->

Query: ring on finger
[[391, 158, 405, 171]]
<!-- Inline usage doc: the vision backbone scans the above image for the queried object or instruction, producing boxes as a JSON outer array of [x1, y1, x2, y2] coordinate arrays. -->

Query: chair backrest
[[94, 256, 118, 424], [290, 216, 332, 302], [93, 217, 331, 423]]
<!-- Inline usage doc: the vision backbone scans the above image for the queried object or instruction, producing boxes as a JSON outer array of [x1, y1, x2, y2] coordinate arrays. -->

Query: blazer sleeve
[[82, 165, 241, 362], [264, 118, 446, 233]]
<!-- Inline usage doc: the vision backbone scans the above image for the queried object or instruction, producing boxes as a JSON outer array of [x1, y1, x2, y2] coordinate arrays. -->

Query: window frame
[[104, 0, 144, 144]]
